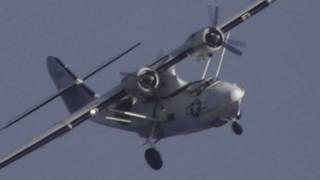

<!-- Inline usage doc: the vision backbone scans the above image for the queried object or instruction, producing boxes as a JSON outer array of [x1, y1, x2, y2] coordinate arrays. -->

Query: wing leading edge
[[0, 42, 141, 131], [0, 39, 197, 170], [0, 90, 127, 170]]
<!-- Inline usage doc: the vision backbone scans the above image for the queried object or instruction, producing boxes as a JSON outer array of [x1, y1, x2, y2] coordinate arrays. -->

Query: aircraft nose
[[230, 85, 245, 102], [204, 82, 245, 107]]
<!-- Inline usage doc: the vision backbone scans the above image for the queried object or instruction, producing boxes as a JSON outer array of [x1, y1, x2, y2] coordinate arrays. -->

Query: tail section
[[47, 56, 96, 113]]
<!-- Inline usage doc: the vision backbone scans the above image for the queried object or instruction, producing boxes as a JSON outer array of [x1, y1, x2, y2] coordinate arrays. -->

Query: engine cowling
[[185, 27, 225, 49], [121, 67, 160, 96], [184, 27, 225, 59], [137, 67, 160, 92], [204, 27, 224, 49]]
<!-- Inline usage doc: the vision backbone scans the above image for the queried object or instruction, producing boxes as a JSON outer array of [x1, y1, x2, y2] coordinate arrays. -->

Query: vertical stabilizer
[[46, 56, 96, 113]]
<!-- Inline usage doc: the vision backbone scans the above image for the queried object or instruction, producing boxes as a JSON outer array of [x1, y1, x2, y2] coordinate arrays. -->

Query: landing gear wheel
[[232, 121, 243, 135], [144, 148, 163, 170]]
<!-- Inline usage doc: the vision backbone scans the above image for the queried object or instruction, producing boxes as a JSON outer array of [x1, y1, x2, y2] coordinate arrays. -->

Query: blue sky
[[0, 0, 319, 179]]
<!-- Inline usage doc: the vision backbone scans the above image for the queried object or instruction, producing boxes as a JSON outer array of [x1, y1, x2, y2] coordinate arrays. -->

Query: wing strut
[[214, 33, 230, 80], [0, 42, 141, 131]]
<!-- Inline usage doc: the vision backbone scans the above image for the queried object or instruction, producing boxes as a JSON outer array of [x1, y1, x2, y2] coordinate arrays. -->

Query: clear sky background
[[0, 0, 319, 179]]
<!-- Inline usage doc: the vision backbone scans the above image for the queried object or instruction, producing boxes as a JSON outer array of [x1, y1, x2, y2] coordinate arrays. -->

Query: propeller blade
[[221, 42, 243, 56], [208, 5, 219, 27], [214, 5, 219, 27], [228, 39, 246, 47]]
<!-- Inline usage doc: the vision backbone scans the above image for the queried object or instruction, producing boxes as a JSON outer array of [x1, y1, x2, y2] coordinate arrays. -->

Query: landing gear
[[236, 111, 242, 120], [143, 122, 164, 170], [231, 121, 243, 135], [144, 148, 163, 170]]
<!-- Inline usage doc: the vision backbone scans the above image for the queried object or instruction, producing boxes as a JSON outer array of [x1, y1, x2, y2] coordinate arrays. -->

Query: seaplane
[[0, 0, 277, 170]]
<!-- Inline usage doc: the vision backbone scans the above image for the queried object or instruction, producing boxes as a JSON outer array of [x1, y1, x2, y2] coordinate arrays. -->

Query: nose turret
[[204, 81, 245, 107], [198, 81, 244, 130], [229, 84, 245, 103]]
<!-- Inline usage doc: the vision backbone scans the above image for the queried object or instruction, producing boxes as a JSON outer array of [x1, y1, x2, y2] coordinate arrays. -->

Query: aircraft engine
[[184, 27, 225, 59], [137, 67, 160, 92], [204, 27, 224, 49], [121, 67, 160, 96]]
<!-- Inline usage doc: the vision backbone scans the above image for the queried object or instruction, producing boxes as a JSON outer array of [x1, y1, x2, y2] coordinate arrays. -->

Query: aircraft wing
[[0, 42, 141, 131], [0, 33, 201, 170], [0, 89, 127, 170]]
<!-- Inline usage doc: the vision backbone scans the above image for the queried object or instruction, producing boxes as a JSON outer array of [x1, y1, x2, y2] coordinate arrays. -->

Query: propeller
[[206, 4, 245, 56], [201, 0, 278, 79], [201, 5, 245, 79], [228, 39, 246, 47], [221, 41, 243, 56]]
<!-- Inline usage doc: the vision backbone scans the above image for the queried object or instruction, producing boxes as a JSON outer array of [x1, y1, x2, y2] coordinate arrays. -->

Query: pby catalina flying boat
[[0, 0, 277, 170]]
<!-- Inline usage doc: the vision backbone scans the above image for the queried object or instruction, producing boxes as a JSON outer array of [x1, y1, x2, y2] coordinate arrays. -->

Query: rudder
[[46, 56, 96, 113]]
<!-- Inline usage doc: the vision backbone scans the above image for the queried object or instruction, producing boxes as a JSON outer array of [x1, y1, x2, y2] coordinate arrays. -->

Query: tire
[[144, 148, 163, 170], [232, 121, 243, 135]]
